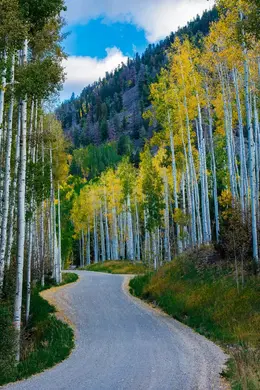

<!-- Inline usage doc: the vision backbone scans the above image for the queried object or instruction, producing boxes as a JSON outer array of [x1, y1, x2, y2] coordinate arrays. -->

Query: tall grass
[[129, 249, 260, 389], [81, 260, 146, 274]]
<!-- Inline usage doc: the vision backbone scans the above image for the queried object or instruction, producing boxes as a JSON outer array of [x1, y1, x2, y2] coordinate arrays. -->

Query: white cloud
[[65, 0, 215, 43], [60, 47, 128, 101]]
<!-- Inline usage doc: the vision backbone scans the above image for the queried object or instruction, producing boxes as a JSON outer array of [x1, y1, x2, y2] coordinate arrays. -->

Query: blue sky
[[61, 0, 215, 101], [65, 19, 147, 59]]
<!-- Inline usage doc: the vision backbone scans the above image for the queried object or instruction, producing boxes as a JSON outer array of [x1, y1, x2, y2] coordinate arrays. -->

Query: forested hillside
[[56, 7, 218, 150]]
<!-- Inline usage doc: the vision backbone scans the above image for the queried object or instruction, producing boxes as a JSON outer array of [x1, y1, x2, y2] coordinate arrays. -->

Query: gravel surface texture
[[2, 271, 229, 390]]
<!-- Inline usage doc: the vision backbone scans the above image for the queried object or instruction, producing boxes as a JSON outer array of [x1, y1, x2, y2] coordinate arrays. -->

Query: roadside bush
[[0, 304, 17, 384]]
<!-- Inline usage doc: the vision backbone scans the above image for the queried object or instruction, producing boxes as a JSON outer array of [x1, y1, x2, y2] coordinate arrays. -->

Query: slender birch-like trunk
[[13, 40, 28, 362], [0, 49, 7, 151], [126, 195, 134, 261], [93, 211, 99, 263], [25, 215, 33, 324], [135, 198, 141, 261], [53, 190, 59, 283], [6, 102, 22, 269], [104, 191, 111, 260], [112, 204, 118, 260], [118, 212, 124, 259], [0, 55, 15, 287], [81, 230, 85, 267], [49, 149, 55, 278], [219, 65, 237, 199], [244, 55, 258, 262], [168, 112, 182, 253], [152, 231, 157, 270], [205, 81, 220, 241], [233, 68, 247, 216], [86, 225, 91, 265], [58, 184, 62, 279], [163, 170, 171, 261], [253, 93, 260, 221], [40, 116, 45, 287], [100, 204, 106, 262]]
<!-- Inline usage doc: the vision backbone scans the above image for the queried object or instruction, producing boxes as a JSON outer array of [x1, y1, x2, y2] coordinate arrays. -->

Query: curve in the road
[[3, 271, 228, 390]]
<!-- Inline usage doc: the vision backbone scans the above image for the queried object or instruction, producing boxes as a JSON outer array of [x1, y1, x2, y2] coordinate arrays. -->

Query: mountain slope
[[56, 7, 218, 150]]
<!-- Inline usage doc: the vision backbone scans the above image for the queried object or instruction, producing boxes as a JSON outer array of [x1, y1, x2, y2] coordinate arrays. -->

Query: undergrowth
[[81, 260, 146, 274], [0, 272, 78, 386], [129, 249, 260, 390]]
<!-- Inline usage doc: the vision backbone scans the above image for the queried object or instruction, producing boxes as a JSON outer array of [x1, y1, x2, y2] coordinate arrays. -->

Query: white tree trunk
[[0, 49, 7, 151], [168, 112, 182, 253], [104, 191, 111, 260], [6, 102, 22, 269], [13, 38, 28, 362], [244, 57, 258, 262], [94, 211, 99, 263], [58, 184, 62, 279], [0, 55, 15, 287], [40, 116, 45, 287], [100, 205, 106, 262], [134, 198, 141, 261], [86, 225, 91, 265], [126, 195, 134, 261], [25, 215, 33, 324], [163, 170, 171, 262], [112, 205, 118, 260]]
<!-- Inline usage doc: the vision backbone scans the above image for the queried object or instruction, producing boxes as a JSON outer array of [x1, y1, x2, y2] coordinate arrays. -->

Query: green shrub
[[0, 304, 17, 384]]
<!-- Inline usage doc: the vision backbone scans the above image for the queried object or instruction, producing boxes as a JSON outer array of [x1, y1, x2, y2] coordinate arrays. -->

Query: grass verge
[[80, 260, 146, 274], [0, 272, 78, 386], [129, 249, 260, 390]]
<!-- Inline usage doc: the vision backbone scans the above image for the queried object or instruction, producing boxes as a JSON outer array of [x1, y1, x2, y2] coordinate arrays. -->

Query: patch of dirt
[[40, 277, 79, 329]]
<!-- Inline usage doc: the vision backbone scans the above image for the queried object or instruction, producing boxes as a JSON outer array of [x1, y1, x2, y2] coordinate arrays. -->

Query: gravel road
[[3, 271, 229, 390]]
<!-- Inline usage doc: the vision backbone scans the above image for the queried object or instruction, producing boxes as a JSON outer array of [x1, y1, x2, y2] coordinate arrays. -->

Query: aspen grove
[[0, 0, 68, 362], [71, 0, 260, 273]]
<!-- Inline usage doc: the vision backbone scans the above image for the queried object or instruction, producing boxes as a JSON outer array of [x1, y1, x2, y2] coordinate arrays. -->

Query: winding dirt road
[[3, 271, 229, 390]]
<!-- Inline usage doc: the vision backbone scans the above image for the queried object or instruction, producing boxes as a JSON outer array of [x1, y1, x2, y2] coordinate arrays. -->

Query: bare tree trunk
[[126, 195, 134, 261], [0, 54, 15, 287], [13, 38, 28, 362], [0, 49, 7, 151], [6, 102, 22, 269], [58, 184, 62, 279]]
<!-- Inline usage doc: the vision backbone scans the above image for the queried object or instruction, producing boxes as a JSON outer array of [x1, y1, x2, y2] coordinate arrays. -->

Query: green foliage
[[130, 248, 260, 389], [140, 147, 164, 232], [129, 273, 153, 297], [60, 272, 78, 285], [81, 261, 146, 275], [0, 304, 17, 384], [15, 58, 64, 99], [244, 0, 260, 41], [73, 143, 121, 179], [117, 157, 136, 197], [19, 0, 66, 32], [100, 119, 108, 141], [0, 0, 27, 50], [117, 135, 133, 156]]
